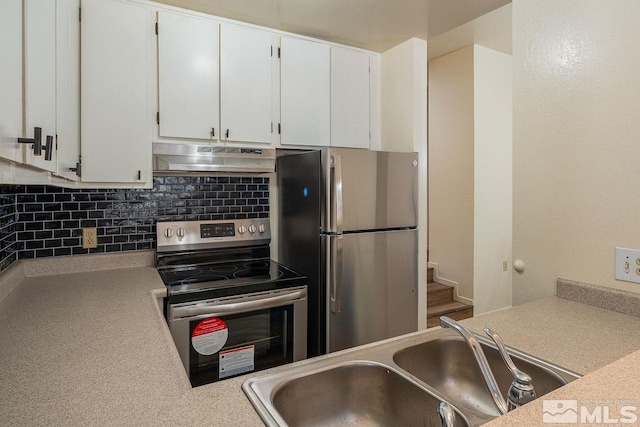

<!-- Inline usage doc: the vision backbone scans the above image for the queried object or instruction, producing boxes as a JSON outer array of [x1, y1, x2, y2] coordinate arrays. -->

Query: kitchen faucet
[[439, 316, 536, 415], [438, 402, 456, 427]]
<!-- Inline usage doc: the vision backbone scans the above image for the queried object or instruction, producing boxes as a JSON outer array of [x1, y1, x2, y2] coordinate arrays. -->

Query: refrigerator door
[[324, 148, 418, 233], [277, 149, 326, 357], [326, 229, 418, 352]]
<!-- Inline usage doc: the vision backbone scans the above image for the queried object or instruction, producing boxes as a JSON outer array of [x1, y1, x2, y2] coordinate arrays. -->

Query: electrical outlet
[[614, 247, 640, 284], [83, 228, 97, 249]]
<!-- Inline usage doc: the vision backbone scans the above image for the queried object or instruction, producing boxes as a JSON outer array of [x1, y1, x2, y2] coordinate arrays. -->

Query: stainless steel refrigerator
[[277, 148, 418, 356]]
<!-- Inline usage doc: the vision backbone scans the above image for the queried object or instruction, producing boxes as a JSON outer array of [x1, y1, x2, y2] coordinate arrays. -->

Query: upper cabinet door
[[157, 11, 219, 140], [23, 0, 57, 172], [220, 24, 273, 144], [55, 0, 81, 182], [280, 37, 330, 147], [330, 48, 370, 149], [81, 0, 153, 183], [0, 0, 23, 163]]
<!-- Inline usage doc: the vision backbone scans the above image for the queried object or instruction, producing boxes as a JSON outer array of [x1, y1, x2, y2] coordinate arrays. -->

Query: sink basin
[[244, 329, 580, 426], [245, 361, 470, 427], [393, 336, 579, 417]]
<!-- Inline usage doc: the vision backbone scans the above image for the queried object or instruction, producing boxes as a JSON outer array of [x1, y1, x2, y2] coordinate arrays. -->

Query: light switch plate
[[614, 247, 640, 284]]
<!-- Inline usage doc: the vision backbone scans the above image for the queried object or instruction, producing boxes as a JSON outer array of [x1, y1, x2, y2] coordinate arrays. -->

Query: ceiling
[[152, 0, 511, 53], [427, 3, 511, 60]]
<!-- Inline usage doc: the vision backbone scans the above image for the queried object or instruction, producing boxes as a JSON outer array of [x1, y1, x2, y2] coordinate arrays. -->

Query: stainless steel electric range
[[156, 218, 307, 387]]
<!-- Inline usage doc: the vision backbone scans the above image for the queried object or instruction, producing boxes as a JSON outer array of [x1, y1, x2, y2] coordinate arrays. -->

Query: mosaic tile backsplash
[[0, 187, 18, 272], [0, 176, 269, 274]]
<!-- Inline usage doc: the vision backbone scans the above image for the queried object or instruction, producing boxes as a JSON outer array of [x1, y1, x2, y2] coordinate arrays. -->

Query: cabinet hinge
[[278, 123, 281, 134], [78, 7, 81, 22], [156, 112, 159, 125], [277, 47, 281, 58], [155, 22, 158, 35]]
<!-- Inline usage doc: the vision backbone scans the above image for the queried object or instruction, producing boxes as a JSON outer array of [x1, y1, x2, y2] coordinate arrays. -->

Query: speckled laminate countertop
[[1, 253, 640, 426]]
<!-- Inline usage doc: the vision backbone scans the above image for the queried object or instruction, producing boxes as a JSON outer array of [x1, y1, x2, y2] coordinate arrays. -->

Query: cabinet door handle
[[225, 129, 229, 139], [18, 127, 42, 155], [43, 135, 53, 161], [211, 127, 215, 137], [137, 170, 141, 180], [69, 162, 81, 177]]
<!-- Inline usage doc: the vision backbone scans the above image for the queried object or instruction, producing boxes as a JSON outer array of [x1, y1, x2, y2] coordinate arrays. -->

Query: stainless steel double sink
[[243, 328, 581, 426]]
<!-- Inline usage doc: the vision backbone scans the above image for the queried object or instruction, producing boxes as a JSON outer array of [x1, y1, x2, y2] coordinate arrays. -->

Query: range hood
[[153, 142, 275, 174]]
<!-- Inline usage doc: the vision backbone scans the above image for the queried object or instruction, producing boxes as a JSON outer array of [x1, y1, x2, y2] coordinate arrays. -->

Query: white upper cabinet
[[0, 0, 79, 178], [55, 0, 81, 182], [157, 11, 219, 140], [0, 0, 23, 164], [330, 48, 370, 149], [81, 0, 153, 183], [280, 37, 330, 147], [220, 24, 273, 144], [23, 0, 58, 173]]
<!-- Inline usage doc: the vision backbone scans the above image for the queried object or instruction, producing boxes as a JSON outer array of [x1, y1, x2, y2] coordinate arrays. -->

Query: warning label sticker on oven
[[219, 345, 255, 379], [191, 318, 228, 356]]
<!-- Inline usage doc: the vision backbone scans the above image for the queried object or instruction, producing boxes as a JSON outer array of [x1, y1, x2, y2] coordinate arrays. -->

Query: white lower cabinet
[[80, 0, 153, 184]]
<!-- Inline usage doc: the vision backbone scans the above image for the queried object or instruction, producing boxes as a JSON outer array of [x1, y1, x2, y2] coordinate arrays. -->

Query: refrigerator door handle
[[330, 235, 344, 313], [331, 154, 344, 235]]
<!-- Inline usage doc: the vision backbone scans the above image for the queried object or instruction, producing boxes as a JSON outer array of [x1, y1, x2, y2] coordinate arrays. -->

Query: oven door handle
[[172, 289, 307, 318]]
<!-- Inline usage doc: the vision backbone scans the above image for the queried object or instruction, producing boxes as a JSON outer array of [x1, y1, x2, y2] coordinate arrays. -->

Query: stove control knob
[[248, 224, 256, 234], [176, 227, 185, 239], [164, 228, 173, 239], [258, 224, 266, 233], [238, 224, 247, 234]]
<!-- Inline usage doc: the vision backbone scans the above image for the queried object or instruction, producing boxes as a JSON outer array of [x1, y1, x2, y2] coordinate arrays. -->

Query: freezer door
[[326, 229, 418, 352], [324, 148, 418, 233]]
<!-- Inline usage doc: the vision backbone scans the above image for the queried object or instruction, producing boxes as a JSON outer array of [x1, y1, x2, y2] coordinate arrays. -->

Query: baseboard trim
[[428, 262, 474, 306]]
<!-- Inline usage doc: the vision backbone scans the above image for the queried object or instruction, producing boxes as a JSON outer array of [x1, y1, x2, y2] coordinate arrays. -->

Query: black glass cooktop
[[159, 258, 306, 303]]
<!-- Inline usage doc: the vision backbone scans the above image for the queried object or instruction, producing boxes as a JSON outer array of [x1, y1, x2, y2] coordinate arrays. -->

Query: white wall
[[428, 46, 475, 302], [381, 38, 427, 153], [512, 0, 640, 304], [428, 44, 512, 314], [381, 38, 428, 330], [473, 45, 512, 314]]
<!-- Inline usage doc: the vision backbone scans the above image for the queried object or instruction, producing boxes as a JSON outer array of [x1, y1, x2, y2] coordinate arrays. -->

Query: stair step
[[427, 282, 454, 307], [428, 300, 472, 317], [427, 281, 452, 293], [426, 301, 474, 328], [427, 267, 434, 283]]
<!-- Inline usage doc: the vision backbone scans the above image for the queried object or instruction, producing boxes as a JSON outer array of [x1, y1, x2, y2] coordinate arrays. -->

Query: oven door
[[167, 286, 307, 387]]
